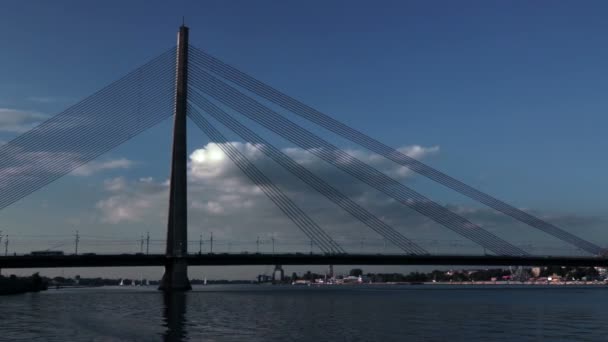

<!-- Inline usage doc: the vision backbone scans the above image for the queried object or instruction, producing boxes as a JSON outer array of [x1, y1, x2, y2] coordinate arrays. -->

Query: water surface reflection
[[3, 285, 608, 341], [162, 292, 188, 342]]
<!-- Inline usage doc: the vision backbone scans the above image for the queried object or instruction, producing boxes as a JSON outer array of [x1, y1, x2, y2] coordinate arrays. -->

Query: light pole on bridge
[[210, 232, 213, 254], [74, 231, 79, 255]]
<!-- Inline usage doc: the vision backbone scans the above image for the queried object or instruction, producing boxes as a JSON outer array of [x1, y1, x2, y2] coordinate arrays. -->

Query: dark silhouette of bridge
[[0, 25, 606, 291], [1, 253, 607, 269]]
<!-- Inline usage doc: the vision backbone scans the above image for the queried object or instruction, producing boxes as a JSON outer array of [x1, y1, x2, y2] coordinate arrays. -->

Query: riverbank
[[0, 273, 48, 295], [294, 280, 608, 287], [390, 280, 608, 286]]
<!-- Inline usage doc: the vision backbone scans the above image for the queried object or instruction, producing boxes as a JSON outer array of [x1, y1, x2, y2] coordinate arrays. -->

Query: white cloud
[[345, 144, 440, 179], [187, 142, 439, 185], [398, 145, 440, 159], [27, 96, 72, 104], [96, 195, 155, 224], [87, 141, 608, 255], [95, 176, 169, 223], [104, 177, 128, 192], [0, 149, 82, 189], [0, 146, 137, 194], [191, 200, 224, 214], [94, 142, 441, 239], [72, 158, 136, 176], [0, 108, 47, 132]]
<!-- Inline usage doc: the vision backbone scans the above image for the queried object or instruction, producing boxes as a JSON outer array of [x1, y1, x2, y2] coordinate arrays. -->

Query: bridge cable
[[188, 92, 428, 255], [187, 104, 344, 254], [0, 66, 174, 209], [187, 59, 525, 256], [0, 82, 174, 210], [0, 47, 176, 159], [0, 48, 176, 210], [188, 78, 522, 257], [188, 46, 603, 256], [187, 104, 345, 254], [188, 68, 527, 256], [0, 50, 174, 171], [187, 69, 525, 256]]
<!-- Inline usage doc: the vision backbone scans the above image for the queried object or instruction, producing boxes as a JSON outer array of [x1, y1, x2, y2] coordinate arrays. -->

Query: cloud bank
[[0, 108, 47, 133], [91, 141, 607, 255]]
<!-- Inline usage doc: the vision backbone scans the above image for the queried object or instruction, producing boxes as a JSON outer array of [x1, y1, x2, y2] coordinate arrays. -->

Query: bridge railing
[[0, 234, 591, 257]]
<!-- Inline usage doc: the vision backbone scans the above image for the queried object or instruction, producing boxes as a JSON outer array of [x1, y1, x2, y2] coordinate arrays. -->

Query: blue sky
[[1, 1, 607, 277]]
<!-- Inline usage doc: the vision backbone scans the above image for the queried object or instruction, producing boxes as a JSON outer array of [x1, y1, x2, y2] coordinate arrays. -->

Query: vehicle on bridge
[[29, 251, 64, 256]]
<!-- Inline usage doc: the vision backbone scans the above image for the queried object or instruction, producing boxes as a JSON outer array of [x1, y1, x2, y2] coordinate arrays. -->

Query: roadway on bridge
[[1, 253, 607, 269]]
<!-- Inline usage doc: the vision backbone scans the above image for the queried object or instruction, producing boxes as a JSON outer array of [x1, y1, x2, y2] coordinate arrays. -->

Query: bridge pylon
[[159, 25, 192, 292]]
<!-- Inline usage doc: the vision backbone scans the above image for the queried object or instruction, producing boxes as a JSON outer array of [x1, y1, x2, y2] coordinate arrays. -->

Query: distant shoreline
[[326, 281, 608, 287], [392, 281, 608, 286], [293, 281, 608, 287]]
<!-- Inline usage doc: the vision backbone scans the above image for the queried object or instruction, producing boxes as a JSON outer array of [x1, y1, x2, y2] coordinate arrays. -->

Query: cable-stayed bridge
[[0, 26, 606, 291]]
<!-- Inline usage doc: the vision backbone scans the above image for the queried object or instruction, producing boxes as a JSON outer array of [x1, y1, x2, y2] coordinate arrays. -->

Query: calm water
[[2, 284, 608, 341]]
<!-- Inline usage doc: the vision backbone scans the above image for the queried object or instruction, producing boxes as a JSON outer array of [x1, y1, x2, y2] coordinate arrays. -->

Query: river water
[[2, 284, 608, 341]]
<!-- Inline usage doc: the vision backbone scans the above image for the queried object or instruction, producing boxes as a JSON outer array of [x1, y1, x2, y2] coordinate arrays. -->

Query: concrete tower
[[159, 25, 191, 291]]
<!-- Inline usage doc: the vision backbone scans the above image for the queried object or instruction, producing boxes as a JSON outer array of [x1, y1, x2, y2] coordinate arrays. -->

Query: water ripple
[[2, 285, 608, 341]]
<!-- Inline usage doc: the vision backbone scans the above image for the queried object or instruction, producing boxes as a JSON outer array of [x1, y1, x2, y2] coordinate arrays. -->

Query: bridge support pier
[[159, 25, 191, 292], [160, 258, 190, 291]]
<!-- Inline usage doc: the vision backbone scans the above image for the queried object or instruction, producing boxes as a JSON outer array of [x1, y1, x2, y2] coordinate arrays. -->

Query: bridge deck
[[1, 253, 607, 269]]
